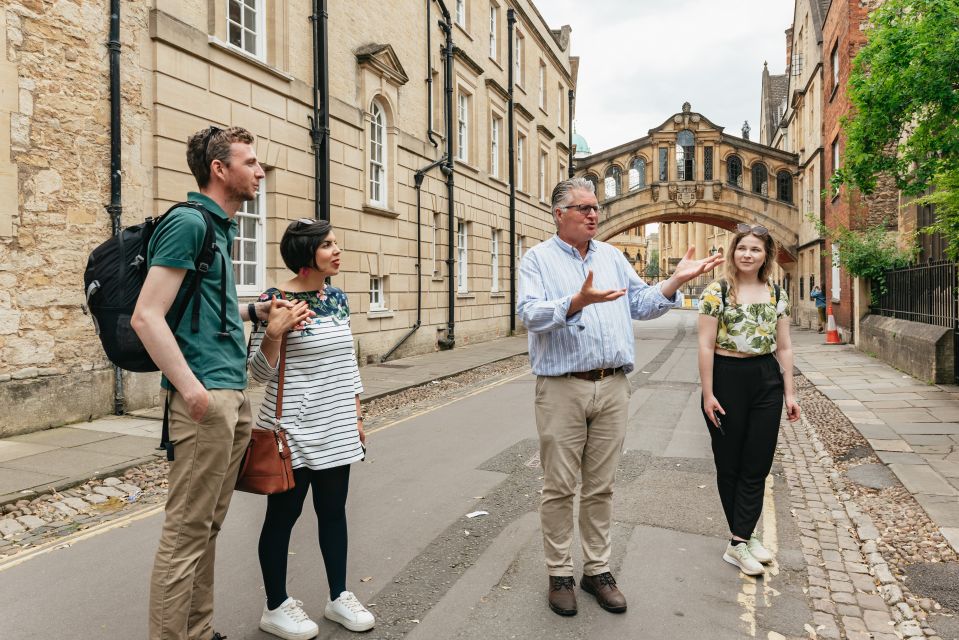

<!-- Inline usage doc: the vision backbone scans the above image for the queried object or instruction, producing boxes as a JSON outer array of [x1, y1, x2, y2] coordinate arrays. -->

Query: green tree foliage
[[813, 218, 914, 301], [840, 0, 959, 256], [646, 249, 660, 277]]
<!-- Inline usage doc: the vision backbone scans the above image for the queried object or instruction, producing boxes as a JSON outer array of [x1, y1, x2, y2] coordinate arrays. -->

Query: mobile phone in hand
[[714, 410, 725, 436]]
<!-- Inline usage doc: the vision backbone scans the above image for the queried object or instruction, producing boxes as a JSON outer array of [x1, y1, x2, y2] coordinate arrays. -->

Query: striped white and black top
[[248, 286, 365, 471]]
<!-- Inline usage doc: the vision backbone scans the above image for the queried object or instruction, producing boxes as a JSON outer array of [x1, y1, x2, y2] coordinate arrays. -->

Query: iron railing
[[870, 260, 957, 327]]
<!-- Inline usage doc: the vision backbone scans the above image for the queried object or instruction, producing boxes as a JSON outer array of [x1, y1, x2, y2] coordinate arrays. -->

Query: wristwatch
[[248, 303, 258, 323]]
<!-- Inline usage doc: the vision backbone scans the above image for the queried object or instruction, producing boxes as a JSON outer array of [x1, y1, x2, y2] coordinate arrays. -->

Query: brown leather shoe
[[581, 572, 627, 613], [548, 576, 577, 616]]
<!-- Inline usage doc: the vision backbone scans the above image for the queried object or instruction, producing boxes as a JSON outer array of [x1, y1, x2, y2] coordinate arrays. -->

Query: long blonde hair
[[721, 229, 777, 304]]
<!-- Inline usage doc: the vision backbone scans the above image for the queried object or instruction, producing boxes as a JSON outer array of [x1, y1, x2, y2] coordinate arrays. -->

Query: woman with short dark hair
[[697, 224, 801, 577], [248, 218, 374, 637]]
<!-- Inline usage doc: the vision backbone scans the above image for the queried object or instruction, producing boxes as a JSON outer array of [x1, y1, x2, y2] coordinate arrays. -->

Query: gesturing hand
[[671, 247, 726, 285], [264, 298, 314, 339], [580, 270, 626, 305]]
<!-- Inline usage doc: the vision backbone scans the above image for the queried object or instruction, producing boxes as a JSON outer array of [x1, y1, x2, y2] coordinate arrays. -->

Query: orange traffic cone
[[824, 304, 841, 345]]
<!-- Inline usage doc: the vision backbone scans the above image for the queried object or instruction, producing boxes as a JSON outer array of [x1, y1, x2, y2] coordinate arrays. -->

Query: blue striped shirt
[[517, 235, 681, 376]]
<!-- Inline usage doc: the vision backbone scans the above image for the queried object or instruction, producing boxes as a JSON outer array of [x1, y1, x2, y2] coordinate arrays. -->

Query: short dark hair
[[280, 218, 332, 273], [186, 126, 255, 188]]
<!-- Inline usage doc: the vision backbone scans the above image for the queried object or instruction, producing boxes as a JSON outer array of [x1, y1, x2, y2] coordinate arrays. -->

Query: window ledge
[[368, 309, 395, 319], [455, 160, 480, 174], [363, 204, 400, 218], [454, 23, 473, 41], [207, 36, 294, 82], [490, 292, 506, 298], [431, 274, 445, 282], [457, 292, 475, 299], [489, 175, 509, 188]]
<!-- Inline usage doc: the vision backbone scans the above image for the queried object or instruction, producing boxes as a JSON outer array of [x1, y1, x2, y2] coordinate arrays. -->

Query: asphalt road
[[0, 312, 812, 639]]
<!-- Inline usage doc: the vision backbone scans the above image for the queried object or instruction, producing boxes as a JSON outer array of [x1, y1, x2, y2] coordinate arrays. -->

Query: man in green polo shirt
[[132, 126, 279, 640]]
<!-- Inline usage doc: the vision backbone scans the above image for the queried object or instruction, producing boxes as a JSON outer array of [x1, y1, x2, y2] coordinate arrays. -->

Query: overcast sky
[[537, 0, 795, 154]]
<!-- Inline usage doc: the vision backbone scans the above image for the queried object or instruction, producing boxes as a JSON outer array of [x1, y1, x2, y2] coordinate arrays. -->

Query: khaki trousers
[[149, 389, 252, 640], [534, 372, 629, 577]]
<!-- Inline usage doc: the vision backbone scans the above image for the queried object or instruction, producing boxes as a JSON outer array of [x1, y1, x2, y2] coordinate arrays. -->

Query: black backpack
[[83, 202, 222, 372]]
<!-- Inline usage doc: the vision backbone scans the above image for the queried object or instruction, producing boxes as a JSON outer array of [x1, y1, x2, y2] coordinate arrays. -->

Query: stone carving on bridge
[[651, 185, 660, 202], [667, 184, 698, 209], [712, 182, 722, 200]]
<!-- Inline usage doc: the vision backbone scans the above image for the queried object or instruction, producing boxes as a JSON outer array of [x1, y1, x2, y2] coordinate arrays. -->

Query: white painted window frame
[[233, 187, 266, 297], [226, 0, 267, 62]]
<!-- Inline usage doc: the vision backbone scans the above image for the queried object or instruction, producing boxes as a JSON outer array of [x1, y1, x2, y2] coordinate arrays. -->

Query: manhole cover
[[904, 562, 959, 614], [845, 463, 897, 489]]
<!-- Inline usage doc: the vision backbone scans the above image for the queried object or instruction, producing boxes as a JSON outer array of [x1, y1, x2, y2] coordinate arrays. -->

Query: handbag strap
[[274, 290, 288, 427]]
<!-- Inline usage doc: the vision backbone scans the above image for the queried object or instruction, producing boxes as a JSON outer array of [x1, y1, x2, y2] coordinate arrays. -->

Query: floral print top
[[698, 280, 790, 355]]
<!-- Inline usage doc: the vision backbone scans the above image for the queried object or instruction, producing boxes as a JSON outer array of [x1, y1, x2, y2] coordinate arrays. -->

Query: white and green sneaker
[[747, 534, 774, 564], [723, 542, 765, 576]]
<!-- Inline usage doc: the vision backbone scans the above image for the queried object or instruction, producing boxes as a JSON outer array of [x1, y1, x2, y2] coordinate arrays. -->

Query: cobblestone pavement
[[784, 375, 952, 640], [0, 355, 531, 563]]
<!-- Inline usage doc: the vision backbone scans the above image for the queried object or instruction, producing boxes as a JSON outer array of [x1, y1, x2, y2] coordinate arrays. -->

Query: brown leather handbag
[[236, 330, 296, 495]]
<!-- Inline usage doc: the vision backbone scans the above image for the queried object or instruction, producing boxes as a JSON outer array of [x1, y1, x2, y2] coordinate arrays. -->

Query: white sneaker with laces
[[723, 542, 765, 576], [259, 597, 319, 640], [747, 534, 774, 564], [325, 590, 375, 632]]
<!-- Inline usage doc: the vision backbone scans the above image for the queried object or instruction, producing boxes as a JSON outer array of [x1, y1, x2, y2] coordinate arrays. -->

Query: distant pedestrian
[[518, 177, 724, 616], [697, 224, 801, 578], [810, 284, 827, 333], [249, 219, 375, 638], [133, 126, 277, 640]]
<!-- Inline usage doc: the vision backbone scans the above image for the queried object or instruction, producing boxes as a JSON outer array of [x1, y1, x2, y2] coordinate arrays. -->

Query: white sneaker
[[723, 542, 765, 576], [747, 534, 774, 564], [325, 590, 375, 632], [260, 597, 319, 640]]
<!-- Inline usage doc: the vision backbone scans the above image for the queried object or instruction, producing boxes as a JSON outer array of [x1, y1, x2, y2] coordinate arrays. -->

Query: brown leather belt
[[565, 367, 624, 381]]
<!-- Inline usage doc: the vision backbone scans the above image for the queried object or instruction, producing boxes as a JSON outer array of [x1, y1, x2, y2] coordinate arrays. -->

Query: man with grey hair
[[518, 177, 724, 616]]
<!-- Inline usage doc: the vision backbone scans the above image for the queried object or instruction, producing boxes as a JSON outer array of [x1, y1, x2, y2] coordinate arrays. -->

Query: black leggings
[[702, 353, 784, 540], [258, 465, 351, 609]]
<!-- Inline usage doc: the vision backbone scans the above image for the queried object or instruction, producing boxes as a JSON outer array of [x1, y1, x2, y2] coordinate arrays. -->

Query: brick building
[[0, 0, 576, 435]]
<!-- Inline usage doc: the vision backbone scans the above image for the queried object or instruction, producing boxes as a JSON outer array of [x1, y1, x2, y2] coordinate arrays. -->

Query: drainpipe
[[568, 89, 575, 178], [425, 0, 439, 147], [309, 0, 330, 221], [107, 0, 124, 415], [507, 9, 517, 334], [436, 1, 456, 350], [380, 156, 447, 362]]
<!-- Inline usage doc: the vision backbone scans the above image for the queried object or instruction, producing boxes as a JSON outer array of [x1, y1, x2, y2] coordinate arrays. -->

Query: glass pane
[[244, 0, 256, 8], [229, 1, 241, 23], [243, 264, 255, 284], [233, 263, 241, 282], [245, 7, 256, 29], [228, 23, 242, 47], [245, 240, 257, 260], [244, 31, 256, 54]]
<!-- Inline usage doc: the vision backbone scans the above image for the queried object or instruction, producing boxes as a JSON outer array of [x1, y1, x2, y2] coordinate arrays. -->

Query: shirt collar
[[552, 234, 596, 258], [187, 191, 233, 224]]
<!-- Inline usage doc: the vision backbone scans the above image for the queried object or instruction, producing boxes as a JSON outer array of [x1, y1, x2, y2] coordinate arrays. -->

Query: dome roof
[[572, 131, 591, 157]]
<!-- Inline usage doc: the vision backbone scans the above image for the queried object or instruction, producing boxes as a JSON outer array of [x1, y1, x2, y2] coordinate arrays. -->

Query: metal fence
[[870, 260, 957, 327]]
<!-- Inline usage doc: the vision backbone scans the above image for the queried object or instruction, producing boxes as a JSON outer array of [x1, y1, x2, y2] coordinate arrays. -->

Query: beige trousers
[[534, 372, 629, 577], [149, 389, 252, 640]]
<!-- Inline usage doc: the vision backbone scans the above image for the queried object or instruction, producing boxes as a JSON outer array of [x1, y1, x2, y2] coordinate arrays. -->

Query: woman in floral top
[[697, 223, 801, 578], [248, 218, 375, 637]]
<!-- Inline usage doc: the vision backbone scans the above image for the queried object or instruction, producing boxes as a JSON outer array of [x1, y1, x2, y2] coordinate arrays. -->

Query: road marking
[[365, 368, 531, 437], [1, 368, 532, 571], [0, 503, 165, 572], [736, 473, 780, 637]]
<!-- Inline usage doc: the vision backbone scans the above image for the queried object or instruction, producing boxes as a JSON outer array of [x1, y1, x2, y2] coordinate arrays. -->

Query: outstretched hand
[[567, 270, 626, 317], [671, 246, 725, 285]]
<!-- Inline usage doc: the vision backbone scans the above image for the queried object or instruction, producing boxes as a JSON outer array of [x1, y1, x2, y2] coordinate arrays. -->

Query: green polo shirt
[[147, 192, 247, 391]]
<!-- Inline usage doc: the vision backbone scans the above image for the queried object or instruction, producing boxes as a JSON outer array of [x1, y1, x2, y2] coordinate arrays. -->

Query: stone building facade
[[761, 0, 828, 332], [0, 0, 576, 435]]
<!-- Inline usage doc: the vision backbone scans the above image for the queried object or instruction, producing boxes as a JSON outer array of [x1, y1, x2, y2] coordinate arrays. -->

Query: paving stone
[[832, 591, 857, 604], [857, 593, 887, 611], [15, 515, 46, 530], [0, 519, 25, 537], [846, 463, 899, 489], [61, 497, 89, 511], [92, 486, 125, 498], [831, 580, 855, 593], [102, 477, 122, 486], [896, 619, 923, 636], [809, 585, 829, 599], [812, 612, 841, 639], [84, 493, 108, 505], [889, 464, 959, 496], [813, 598, 837, 615], [874, 564, 896, 585], [838, 604, 862, 617], [851, 574, 878, 593], [50, 502, 77, 517]]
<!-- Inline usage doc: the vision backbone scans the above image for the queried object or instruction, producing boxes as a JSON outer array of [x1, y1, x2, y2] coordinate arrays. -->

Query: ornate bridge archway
[[575, 103, 800, 265]]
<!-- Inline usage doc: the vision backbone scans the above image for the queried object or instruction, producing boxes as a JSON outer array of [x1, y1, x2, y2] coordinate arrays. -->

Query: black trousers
[[258, 465, 351, 609], [702, 353, 784, 540]]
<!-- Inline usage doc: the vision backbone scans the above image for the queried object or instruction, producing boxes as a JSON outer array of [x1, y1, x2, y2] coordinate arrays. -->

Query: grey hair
[[549, 178, 596, 227]]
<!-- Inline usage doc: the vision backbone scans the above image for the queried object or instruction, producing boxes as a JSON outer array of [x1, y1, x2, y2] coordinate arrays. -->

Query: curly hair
[[185, 126, 255, 188]]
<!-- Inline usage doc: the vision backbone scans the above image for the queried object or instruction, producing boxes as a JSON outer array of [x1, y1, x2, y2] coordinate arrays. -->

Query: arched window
[[776, 170, 793, 203], [369, 100, 387, 205], [628, 157, 646, 190], [727, 155, 743, 188], [676, 130, 695, 181], [751, 163, 768, 196], [604, 165, 621, 199]]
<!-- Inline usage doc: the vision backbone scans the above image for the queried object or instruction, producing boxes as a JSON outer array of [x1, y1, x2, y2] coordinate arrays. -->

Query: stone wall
[[859, 315, 954, 384], [0, 2, 157, 435]]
